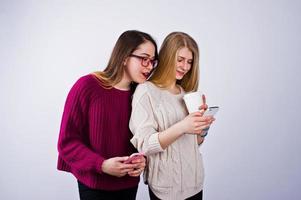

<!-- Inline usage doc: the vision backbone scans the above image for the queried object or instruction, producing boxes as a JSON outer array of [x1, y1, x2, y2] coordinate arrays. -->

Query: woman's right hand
[[101, 157, 139, 177], [180, 111, 214, 135]]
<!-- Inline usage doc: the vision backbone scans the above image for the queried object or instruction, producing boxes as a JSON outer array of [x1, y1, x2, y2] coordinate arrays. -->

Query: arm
[[157, 111, 211, 149], [57, 78, 104, 173], [130, 85, 213, 153], [159, 94, 214, 149], [58, 77, 142, 177], [129, 87, 163, 155]]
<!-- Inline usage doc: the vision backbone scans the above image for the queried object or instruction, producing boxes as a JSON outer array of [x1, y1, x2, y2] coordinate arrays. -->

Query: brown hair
[[93, 30, 158, 88], [149, 32, 199, 92]]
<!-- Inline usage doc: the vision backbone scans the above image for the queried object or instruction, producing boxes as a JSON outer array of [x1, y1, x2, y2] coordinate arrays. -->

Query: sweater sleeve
[[129, 84, 164, 156], [57, 77, 105, 174]]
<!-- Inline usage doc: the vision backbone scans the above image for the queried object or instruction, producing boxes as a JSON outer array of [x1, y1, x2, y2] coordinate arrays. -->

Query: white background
[[1, 0, 300, 199]]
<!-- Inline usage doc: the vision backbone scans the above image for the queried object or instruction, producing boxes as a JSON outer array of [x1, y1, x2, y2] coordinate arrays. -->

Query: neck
[[167, 81, 180, 94], [113, 73, 131, 91], [167, 81, 177, 89]]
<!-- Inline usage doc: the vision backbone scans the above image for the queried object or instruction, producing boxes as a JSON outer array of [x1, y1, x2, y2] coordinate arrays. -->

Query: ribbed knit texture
[[57, 74, 139, 190], [130, 82, 204, 200]]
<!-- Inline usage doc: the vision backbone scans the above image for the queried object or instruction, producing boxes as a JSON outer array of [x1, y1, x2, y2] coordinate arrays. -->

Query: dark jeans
[[78, 181, 138, 200], [148, 187, 203, 200]]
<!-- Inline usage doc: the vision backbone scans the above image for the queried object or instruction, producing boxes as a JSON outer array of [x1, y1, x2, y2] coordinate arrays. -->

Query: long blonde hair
[[93, 30, 158, 88], [150, 32, 199, 92]]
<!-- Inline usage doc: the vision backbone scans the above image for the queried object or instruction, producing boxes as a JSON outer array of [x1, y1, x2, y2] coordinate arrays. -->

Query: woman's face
[[124, 41, 156, 84], [175, 47, 193, 80]]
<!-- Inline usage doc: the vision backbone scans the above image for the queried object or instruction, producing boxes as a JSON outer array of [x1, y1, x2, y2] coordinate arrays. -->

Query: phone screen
[[204, 106, 219, 116]]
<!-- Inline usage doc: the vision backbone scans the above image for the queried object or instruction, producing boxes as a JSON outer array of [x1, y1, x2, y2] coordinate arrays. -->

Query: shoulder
[[136, 81, 162, 93], [134, 81, 160, 97], [133, 81, 163, 105], [73, 74, 99, 88], [67, 74, 103, 102], [71, 74, 106, 93]]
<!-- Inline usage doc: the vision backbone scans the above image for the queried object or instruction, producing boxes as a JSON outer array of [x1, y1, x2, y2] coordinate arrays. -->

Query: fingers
[[193, 120, 214, 132], [115, 156, 130, 162], [116, 165, 139, 177], [193, 116, 213, 122], [132, 158, 146, 168], [120, 163, 139, 169], [120, 156, 145, 171], [120, 168, 135, 174], [192, 110, 204, 116], [131, 156, 146, 164], [130, 161, 146, 171], [124, 157, 145, 176], [208, 117, 215, 123], [199, 105, 208, 111], [104, 156, 145, 177], [200, 94, 208, 111], [202, 94, 206, 105], [194, 125, 210, 132], [128, 168, 144, 177]]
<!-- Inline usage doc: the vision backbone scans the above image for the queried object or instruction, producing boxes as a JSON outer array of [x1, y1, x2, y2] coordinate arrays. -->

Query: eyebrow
[[136, 52, 155, 59], [178, 56, 193, 60]]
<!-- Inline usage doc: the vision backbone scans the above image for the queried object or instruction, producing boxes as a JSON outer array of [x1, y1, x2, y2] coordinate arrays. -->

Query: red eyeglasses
[[129, 54, 158, 68]]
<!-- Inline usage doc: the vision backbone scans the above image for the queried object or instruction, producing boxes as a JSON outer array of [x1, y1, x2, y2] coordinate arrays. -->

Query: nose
[[181, 61, 189, 71], [146, 61, 154, 71]]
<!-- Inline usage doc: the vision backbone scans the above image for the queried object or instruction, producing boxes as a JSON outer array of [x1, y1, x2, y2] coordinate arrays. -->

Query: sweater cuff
[[146, 132, 164, 155], [96, 156, 105, 174]]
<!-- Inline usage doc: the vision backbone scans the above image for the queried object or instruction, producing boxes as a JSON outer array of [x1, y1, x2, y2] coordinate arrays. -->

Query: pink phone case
[[124, 153, 144, 164]]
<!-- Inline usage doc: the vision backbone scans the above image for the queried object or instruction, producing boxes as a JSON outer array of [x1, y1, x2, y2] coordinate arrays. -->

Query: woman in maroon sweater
[[57, 30, 158, 200]]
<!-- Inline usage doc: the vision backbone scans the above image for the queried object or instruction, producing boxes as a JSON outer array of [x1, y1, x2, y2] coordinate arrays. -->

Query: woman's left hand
[[127, 156, 146, 177]]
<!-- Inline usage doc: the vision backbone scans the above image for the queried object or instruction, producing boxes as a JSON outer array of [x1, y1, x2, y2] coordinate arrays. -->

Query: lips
[[176, 70, 185, 77], [142, 72, 150, 79]]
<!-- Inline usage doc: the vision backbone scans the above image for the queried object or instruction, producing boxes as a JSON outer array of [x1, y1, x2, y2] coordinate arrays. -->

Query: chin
[[176, 76, 184, 80], [136, 78, 147, 84]]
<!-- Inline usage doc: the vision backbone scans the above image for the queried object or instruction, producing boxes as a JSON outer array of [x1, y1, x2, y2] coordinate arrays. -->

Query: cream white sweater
[[130, 82, 204, 200]]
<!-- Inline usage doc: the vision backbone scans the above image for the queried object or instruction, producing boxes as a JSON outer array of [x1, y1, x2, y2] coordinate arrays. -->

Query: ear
[[123, 57, 129, 66]]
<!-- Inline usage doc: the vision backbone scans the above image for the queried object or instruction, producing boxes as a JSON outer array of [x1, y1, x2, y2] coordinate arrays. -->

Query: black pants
[[78, 181, 138, 200], [148, 187, 203, 200]]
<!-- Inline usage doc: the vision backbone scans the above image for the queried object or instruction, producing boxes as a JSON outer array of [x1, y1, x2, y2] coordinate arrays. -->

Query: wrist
[[101, 159, 108, 174], [174, 121, 186, 136]]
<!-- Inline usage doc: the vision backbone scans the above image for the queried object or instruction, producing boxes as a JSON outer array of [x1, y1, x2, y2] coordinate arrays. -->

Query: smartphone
[[203, 106, 219, 116], [124, 152, 145, 164]]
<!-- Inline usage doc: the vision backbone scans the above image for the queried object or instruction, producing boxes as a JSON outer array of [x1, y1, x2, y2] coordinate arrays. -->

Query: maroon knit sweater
[[57, 74, 139, 190]]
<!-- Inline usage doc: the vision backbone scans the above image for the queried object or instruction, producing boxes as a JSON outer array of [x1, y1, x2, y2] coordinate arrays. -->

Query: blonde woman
[[129, 32, 215, 200]]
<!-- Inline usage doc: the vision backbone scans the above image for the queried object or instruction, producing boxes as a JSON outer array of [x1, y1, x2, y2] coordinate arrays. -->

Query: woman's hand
[[180, 111, 214, 134], [127, 156, 146, 177], [101, 157, 139, 177], [180, 94, 215, 134]]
